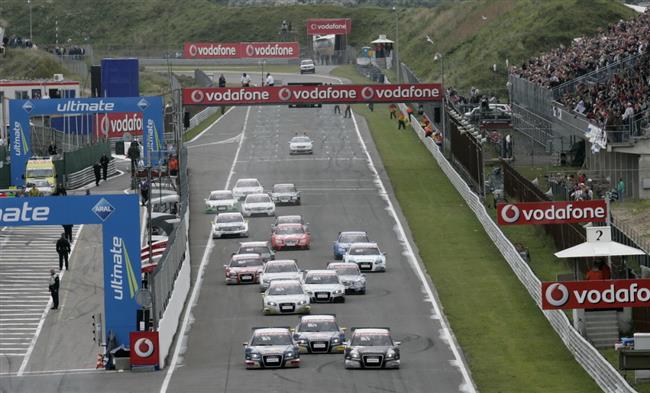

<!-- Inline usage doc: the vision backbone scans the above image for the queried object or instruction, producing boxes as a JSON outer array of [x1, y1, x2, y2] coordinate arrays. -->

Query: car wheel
[[243, 232, 249, 238], [359, 289, 366, 295]]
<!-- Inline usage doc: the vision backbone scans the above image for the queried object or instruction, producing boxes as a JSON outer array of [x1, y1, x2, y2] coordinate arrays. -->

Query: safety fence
[[400, 104, 636, 392]]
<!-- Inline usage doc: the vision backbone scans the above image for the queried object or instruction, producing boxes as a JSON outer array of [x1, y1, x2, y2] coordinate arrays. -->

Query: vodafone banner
[[95, 112, 144, 138], [183, 84, 443, 106], [496, 200, 607, 225], [183, 42, 300, 59], [306, 18, 352, 35], [130, 331, 160, 367], [542, 279, 650, 310], [183, 42, 241, 59]]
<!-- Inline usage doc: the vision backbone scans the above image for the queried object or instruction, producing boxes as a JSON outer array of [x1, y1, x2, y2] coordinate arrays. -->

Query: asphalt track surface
[[0, 71, 473, 393]]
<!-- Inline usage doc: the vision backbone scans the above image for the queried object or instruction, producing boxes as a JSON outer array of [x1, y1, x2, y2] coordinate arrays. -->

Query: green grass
[[0, 48, 74, 80], [332, 65, 600, 392], [182, 110, 225, 142]]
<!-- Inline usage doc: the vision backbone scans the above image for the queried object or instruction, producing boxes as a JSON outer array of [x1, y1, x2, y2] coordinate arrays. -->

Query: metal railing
[[509, 75, 554, 119]]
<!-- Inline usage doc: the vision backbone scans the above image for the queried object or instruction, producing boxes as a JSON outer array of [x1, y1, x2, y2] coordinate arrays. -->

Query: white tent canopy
[[555, 241, 646, 258], [371, 35, 394, 44]]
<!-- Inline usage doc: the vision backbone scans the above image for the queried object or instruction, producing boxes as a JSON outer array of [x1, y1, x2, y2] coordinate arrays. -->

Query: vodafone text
[[193, 44, 237, 57], [497, 200, 607, 225], [542, 280, 650, 310]]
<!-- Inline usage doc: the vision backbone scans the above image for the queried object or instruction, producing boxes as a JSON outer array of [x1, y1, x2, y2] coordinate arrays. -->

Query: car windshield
[[29, 179, 50, 187], [265, 263, 298, 273], [301, 60, 314, 66], [332, 266, 360, 276], [209, 192, 231, 201], [277, 216, 301, 225], [230, 258, 262, 267], [274, 185, 295, 193], [268, 283, 303, 295], [251, 333, 293, 346], [246, 195, 271, 203], [298, 321, 338, 332], [239, 246, 269, 255], [305, 274, 339, 284], [276, 226, 304, 235], [339, 233, 368, 243], [350, 247, 380, 256], [216, 215, 242, 223], [236, 180, 259, 188], [292, 137, 310, 143], [26, 168, 53, 178], [351, 333, 393, 346]]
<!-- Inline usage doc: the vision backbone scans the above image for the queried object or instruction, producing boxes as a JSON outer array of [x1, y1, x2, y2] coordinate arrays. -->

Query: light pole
[[392, 5, 400, 83], [426, 35, 448, 153], [27, 0, 33, 43]]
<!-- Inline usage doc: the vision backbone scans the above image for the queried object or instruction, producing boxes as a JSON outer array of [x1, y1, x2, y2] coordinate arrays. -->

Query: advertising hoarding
[[496, 200, 607, 225], [306, 18, 352, 35], [542, 279, 650, 310]]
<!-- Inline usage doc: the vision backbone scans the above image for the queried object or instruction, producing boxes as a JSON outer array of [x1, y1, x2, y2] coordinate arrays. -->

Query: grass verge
[[182, 110, 225, 142], [332, 65, 600, 392]]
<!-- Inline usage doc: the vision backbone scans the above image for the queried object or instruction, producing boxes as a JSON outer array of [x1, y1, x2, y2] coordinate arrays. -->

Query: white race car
[[242, 193, 276, 217], [299, 59, 316, 74], [289, 135, 313, 155], [232, 178, 264, 200], [259, 260, 302, 292], [212, 212, 249, 239], [302, 270, 345, 303], [327, 262, 367, 294], [205, 190, 240, 213], [270, 183, 301, 205], [343, 242, 386, 272], [262, 279, 311, 315]]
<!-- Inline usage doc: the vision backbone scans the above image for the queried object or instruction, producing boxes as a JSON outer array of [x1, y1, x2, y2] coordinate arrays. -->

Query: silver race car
[[344, 328, 401, 369], [236, 241, 275, 262], [293, 315, 346, 354], [232, 178, 264, 200], [244, 327, 301, 369], [205, 190, 240, 213], [270, 183, 301, 205], [302, 270, 345, 303], [242, 193, 276, 217], [262, 279, 311, 315], [327, 262, 367, 294], [289, 135, 313, 155], [259, 260, 302, 292], [212, 212, 249, 239], [343, 242, 386, 272]]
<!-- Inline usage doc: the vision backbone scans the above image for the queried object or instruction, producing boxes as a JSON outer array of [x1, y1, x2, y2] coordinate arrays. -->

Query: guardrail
[[65, 160, 117, 189], [398, 103, 635, 392], [189, 107, 219, 130]]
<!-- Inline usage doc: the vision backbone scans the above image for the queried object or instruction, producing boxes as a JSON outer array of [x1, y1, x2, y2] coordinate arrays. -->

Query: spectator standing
[[389, 104, 397, 119], [168, 155, 179, 176], [586, 264, 605, 280], [417, 104, 424, 117], [617, 178, 625, 201], [265, 73, 274, 87], [241, 73, 251, 87], [406, 106, 414, 121], [127, 141, 140, 176], [397, 113, 407, 130], [140, 179, 150, 207], [56, 233, 71, 270], [54, 183, 67, 196], [93, 162, 101, 186], [100, 153, 110, 182], [49, 269, 60, 310], [218, 74, 226, 88], [344, 105, 352, 119], [48, 141, 58, 155], [62, 224, 73, 242], [334, 104, 341, 114]]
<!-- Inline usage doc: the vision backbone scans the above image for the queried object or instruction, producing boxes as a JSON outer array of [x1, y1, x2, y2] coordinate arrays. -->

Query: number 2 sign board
[[587, 226, 611, 243]]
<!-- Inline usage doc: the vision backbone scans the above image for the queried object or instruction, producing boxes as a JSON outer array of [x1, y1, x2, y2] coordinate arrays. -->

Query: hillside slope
[[0, 0, 636, 94]]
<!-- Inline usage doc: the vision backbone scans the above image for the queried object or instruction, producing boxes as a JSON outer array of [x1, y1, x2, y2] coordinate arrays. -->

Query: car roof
[[276, 223, 304, 229], [278, 215, 302, 220], [301, 315, 336, 322], [266, 259, 297, 265], [216, 212, 243, 218], [240, 241, 269, 247], [291, 135, 311, 140], [268, 279, 301, 286], [305, 270, 337, 276], [245, 193, 270, 198], [236, 178, 258, 182], [327, 262, 359, 268], [340, 231, 368, 236], [210, 190, 231, 195], [232, 253, 261, 260], [349, 242, 378, 248], [353, 328, 390, 335], [253, 327, 291, 335], [273, 183, 295, 188]]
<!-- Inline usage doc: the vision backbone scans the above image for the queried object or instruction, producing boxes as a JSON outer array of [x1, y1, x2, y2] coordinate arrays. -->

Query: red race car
[[224, 253, 264, 285], [271, 224, 311, 251]]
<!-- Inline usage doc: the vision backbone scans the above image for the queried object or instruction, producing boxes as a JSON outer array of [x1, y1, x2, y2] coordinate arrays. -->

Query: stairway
[[585, 310, 619, 348]]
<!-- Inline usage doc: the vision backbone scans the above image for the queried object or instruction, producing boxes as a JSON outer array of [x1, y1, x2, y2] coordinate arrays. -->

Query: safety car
[[289, 135, 313, 155]]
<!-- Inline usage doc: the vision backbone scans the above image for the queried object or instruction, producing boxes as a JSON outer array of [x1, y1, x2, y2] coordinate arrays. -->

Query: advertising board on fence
[[96, 112, 144, 138], [183, 83, 443, 106], [306, 18, 352, 35], [496, 200, 607, 225], [542, 279, 650, 310], [183, 42, 300, 59]]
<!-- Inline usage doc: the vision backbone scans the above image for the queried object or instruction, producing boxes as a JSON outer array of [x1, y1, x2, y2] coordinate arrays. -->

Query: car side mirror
[[394, 341, 401, 346], [383, 252, 387, 256], [242, 342, 248, 347]]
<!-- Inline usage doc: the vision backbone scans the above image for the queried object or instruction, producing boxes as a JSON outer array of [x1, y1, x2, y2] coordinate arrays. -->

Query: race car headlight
[[349, 349, 360, 360], [285, 351, 295, 359], [250, 353, 261, 360], [298, 339, 308, 345], [333, 289, 344, 295], [331, 337, 340, 344], [266, 301, 277, 306], [305, 291, 313, 296], [386, 348, 396, 359], [297, 300, 308, 305]]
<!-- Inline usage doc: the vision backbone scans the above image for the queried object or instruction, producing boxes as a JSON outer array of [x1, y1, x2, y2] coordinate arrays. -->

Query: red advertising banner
[[183, 84, 443, 106], [306, 18, 352, 35], [95, 112, 144, 138], [183, 42, 241, 59], [241, 42, 300, 59], [496, 200, 607, 225], [542, 279, 650, 310], [183, 42, 300, 59], [129, 331, 160, 367]]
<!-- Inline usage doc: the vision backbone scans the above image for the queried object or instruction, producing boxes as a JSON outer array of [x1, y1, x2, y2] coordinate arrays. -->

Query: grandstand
[[509, 10, 650, 199]]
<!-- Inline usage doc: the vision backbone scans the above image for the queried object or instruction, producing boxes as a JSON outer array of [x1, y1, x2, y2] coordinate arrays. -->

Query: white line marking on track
[[159, 106, 251, 393], [17, 224, 84, 376], [350, 110, 477, 393], [186, 107, 235, 144]]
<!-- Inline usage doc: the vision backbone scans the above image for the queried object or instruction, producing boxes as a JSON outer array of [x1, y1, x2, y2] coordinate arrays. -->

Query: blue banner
[[0, 194, 141, 346], [8, 96, 165, 186]]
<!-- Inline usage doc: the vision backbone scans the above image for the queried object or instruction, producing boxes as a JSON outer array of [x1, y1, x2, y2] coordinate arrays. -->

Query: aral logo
[[0, 202, 50, 223], [92, 198, 115, 221], [110, 236, 139, 301]]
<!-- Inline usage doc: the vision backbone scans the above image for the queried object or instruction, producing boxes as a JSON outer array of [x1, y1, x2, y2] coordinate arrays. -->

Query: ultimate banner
[[183, 84, 443, 106]]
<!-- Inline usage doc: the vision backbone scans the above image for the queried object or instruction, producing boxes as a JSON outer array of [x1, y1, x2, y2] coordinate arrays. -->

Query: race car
[[236, 241, 275, 262], [289, 135, 313, 155], [259, 260, 303, 292], [327, 262, 367, 294], [344, 328, 401, 369], [262, 279, 311, 315], [299, 59, 316, 74], [343, 242, 386, 272], [293, 315, 346, 354], [242, 193, 276, 217], [224, 253, 264, 285], [333, 231, 370, 260], [212, 212, 249, 239], [244, 327, 301, 369], [271, 224, 311, 251], [205, 190, 240, 213], [270, 183, 301, 205], [302, 270, 345, 303], [272, 215, 308, 231], [232, 178, 264, 200]]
